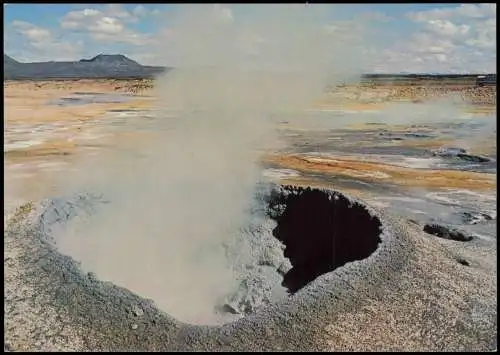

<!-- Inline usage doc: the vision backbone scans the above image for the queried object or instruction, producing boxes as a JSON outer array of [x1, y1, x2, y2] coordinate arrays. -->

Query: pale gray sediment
[[4, 186, 497, 351]]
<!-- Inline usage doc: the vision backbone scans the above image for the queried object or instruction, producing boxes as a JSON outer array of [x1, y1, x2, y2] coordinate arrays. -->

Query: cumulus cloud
[[407, 3, 496, 22], [4, 4, 496, 72], [375, 3, 496, 73], [132, 5, 161, 18], [60, 7, 154, 46], [406, 4, 496, 48], [104, 4, 138, 22], [133, 4, 496, 73], [357, 11, 393, 22], [12, 20, 52, 41], [425, 19, 470, 38], [8, 20, 82, 61]]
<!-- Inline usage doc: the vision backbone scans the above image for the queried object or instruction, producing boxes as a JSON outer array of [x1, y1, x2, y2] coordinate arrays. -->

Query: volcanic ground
[[4, 79, 497, 351]]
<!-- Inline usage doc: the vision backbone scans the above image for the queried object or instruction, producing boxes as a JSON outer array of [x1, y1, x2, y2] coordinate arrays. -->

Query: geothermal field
[[4, 5, 497, 352]]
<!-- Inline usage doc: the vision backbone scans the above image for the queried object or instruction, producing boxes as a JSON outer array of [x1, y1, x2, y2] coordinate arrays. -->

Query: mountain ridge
[[3, 54, 496, 80], [4, 53, 168, 80]]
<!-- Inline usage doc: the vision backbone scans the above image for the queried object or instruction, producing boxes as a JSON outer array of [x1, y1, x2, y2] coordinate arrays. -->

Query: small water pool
[[50, 93, 133, 106]]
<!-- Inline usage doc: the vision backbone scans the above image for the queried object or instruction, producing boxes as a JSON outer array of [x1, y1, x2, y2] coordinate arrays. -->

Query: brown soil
[[264, 154, 496, 191]]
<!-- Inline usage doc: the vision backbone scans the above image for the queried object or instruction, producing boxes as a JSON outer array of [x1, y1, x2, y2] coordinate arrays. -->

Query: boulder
[[423, 224, 473, 242]]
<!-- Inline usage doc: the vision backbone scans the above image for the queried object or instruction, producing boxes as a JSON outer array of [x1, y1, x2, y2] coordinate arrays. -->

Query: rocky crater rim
[[6, 185, 388, 330]]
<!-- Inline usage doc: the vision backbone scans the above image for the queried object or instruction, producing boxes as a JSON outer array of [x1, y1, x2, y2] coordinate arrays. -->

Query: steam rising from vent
[[53, 4, 376, 325]]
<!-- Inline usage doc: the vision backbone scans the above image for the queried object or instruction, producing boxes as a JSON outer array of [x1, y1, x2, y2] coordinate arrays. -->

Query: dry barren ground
[[4, 79, 497, 351]]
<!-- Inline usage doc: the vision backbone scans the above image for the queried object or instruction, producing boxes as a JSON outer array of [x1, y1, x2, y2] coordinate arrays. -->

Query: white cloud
[[60, 7, 153, 46], [5, 4, 496, 72], [12, 20, 52, 42], [127, 4, 496, 72], [407, 4, 496, 22], [132, 5, 161, 18], [373, 4, 496, 73], [406, 4, 496, 51], [60, 9, 101, 30], [411, 33, 456, 53], [213, 4, 234, 23], [91, 16, 125, 35], [357, 11, 393, 22], [435, 53, 447, 63], [132, 5, 148, 17], [425, 19, 470, 38], [9, 20, 82, 61], [104, 4, 137, 22], [464, 17, 496, 49]]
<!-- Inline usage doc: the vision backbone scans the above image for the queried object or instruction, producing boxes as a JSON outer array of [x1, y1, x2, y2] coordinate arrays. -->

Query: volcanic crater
[[22, 184, 385, 326], [266, 185, 382, 293]]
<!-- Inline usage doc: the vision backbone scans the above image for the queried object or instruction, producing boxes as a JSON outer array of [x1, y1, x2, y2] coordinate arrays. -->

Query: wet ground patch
[[50, 93, 133, 106]]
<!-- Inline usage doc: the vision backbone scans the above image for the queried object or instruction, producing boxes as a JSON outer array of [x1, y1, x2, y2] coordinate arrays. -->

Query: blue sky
[[4, 4, 496, 73]]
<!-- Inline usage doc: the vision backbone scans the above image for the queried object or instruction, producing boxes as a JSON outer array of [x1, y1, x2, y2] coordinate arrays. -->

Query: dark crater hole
[[266, 185, 383, 293]]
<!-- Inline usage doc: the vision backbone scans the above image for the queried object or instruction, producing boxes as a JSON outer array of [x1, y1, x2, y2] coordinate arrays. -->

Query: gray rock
[[460, 211, 494, 225], [432, 146, 491, 163], [423, 224, 473, 242], [132, 306, 144, 317]]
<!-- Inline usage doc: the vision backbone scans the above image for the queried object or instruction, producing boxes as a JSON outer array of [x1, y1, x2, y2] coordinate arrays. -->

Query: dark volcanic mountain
[[4, 54, 168, 80], [79, 54, 141, 66], [4, 54, 21, 72], [5, 54, 19, 66], [4, 54, 494, 82]]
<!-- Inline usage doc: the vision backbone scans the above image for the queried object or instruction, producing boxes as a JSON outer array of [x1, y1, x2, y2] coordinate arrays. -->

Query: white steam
[[53, 4, 377, 325]]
